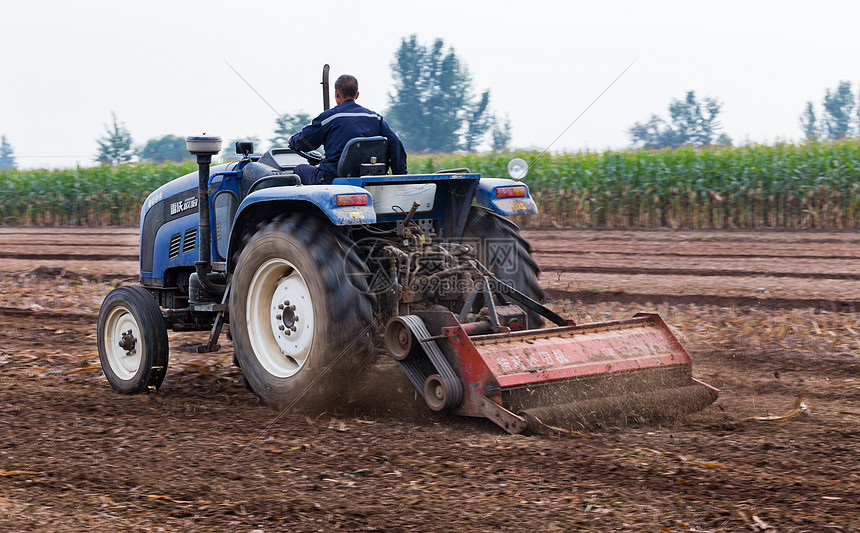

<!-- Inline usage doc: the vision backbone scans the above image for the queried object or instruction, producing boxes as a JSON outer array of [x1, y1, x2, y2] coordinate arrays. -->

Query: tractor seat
[[336, 136, 389, 178]]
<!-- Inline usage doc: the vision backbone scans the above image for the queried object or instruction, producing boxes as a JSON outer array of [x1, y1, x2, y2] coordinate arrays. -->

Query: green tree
[[387, 35, 495, 152], [463, 91, 492, 152], [139, 134, 192, 162], [629, 91, 724, 149], [628, 115, 673, 149], [799, 101, 818, 140], [715, 133, 733, 147], [270, 112, 312, 148], [491, 114, 512, 151], [821, 80, 854, 140], [0, 135, 15, 169], [95, 112, 134, 166], [857, 85, 860, 136]]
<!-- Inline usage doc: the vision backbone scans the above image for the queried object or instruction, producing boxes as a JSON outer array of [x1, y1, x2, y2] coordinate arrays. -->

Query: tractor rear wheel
[[97, 285, 169, 394], [462, 206, 545, 328], [230, 215, 373, 410]]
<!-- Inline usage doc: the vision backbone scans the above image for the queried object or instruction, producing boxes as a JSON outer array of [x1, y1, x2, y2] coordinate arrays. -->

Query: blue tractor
[[97, 136, 548, 397], [97, 96, 716, 434]]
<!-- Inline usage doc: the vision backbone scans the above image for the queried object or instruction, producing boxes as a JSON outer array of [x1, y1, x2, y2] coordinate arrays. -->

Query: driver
[[288, 74, 408, 184]]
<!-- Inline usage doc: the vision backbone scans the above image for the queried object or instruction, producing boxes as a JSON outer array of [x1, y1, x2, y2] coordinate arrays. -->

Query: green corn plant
[[410, 140, 860, 229], [3, 142, 860, 228], [0, 161, 197, 225]]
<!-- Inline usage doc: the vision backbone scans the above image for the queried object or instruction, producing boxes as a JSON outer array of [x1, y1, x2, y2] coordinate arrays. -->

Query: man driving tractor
[[288, 74, 408, 184]]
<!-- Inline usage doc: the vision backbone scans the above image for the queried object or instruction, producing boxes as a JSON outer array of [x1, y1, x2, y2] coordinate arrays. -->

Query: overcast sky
[[2, 0, 859, 169]]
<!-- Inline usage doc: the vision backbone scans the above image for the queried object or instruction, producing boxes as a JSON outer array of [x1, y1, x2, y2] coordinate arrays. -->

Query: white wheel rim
[[103, 305, 143, 380], [247, 258, 315, 378]]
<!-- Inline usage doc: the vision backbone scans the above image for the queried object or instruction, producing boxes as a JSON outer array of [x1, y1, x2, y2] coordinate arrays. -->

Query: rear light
[[495, 186, 527, 199], [335, 194, 369, 207]]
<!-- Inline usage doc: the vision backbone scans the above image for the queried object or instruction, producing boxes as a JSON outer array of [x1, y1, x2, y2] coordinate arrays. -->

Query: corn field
[[413, 140, 860, 229], [2, 142, 860, 228], [0, 161, 197, 225]]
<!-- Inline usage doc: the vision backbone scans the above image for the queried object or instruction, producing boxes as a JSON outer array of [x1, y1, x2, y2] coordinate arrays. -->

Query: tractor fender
[[474, 178, 538, 216], [226, 184, 376, 269]]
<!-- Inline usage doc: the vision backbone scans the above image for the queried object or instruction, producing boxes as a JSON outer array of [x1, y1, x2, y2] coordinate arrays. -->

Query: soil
[[0, 227, 858, 532]]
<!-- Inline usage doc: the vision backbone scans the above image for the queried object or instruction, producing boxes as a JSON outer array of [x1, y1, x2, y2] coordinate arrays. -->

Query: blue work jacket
[[288, 100, 408, 180]]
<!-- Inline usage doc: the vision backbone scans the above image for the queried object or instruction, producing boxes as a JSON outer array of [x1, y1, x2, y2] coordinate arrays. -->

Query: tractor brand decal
[[170, 196, 198, 216]]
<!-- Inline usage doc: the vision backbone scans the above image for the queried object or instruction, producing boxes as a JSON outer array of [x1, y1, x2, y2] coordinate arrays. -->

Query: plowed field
[[0, 227, 858, 532]]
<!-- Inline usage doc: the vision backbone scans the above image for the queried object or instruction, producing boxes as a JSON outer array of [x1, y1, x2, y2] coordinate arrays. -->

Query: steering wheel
[[294, 148, 324, 166]]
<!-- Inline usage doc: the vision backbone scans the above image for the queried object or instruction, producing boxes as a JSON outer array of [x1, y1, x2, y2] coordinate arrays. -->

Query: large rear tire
[[230, 216, 373, 410], [97, 285, 169, 394], [462, 206, 545, 328]]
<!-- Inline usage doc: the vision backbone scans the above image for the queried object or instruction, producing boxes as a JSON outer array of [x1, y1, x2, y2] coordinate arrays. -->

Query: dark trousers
[[294, 164, 330, 185]]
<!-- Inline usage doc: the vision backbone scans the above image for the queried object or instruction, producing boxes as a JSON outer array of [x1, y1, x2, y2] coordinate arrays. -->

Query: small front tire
[[97, 285, 169, 394]]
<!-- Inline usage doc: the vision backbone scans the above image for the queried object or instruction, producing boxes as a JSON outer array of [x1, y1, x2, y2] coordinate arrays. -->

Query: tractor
[[96, 79, 716, 433]]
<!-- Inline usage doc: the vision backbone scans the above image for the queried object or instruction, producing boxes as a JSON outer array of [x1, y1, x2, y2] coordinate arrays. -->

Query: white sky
[[2, 0, 859, 169]]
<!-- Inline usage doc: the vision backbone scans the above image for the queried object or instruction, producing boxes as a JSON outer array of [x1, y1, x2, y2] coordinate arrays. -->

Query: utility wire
[[221, 56, 300, 137], [532, 58, 638, 167]]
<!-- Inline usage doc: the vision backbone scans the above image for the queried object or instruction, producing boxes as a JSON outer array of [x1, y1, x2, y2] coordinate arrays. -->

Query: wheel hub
[[277, 300, 298, 332], [118, 330, 136, 354], [104, 307, 143, 380], [270, 283, 308, 353], [247, 258, 315, 378]]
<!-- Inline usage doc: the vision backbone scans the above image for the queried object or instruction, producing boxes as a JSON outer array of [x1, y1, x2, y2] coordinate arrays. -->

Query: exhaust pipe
[[186, 135, 225, 297], [321, 64, 330, 110]]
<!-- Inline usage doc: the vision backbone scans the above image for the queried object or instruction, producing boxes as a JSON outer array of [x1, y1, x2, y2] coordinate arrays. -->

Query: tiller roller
[[385, 277, 717, 434]]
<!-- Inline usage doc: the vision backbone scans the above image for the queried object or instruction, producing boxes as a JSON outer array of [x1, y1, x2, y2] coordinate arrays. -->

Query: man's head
[[334, 74, 359, 105]]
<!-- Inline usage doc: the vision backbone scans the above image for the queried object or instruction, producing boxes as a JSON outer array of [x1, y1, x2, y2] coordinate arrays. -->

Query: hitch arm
[[472, 261, 568, 327]]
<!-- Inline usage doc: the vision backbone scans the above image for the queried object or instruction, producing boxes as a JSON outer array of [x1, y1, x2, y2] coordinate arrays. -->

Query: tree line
[[628, 91, 732, 149], [627, 81, 860, 149], [2, 37, 859, 169], [799, 81, 860, 141], [77, 35, 514, 166], [0, 135, 14, 170]]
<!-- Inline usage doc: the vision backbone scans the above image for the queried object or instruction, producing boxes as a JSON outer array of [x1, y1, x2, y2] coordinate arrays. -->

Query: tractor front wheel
[[97, 285, 169, 394], [230, 216, 373, 410]]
